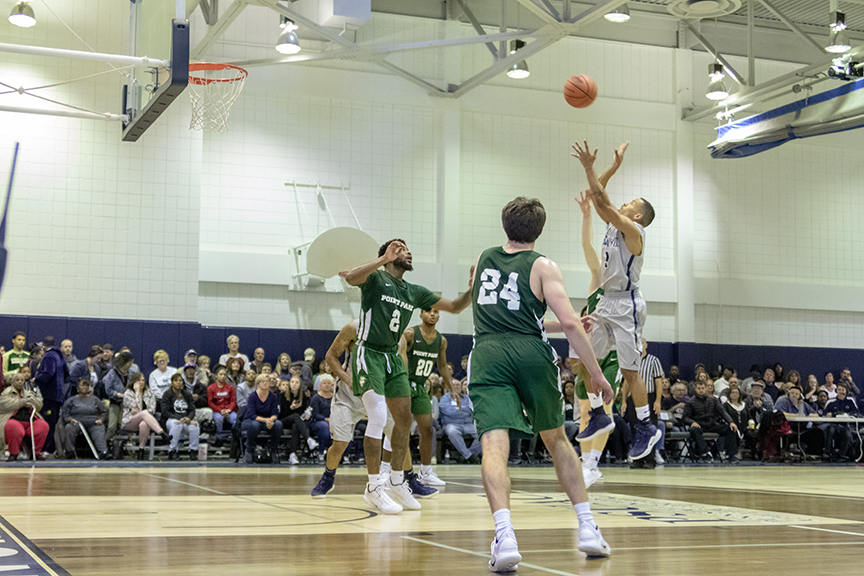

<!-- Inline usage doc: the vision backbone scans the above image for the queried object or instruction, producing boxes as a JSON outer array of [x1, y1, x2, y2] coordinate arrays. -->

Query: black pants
[[280, 413, 309, 454], [822, 423, 853, 458], [606, 414, 632, 461], [689, 423, 737, 458], [40, 399, 63, 454]]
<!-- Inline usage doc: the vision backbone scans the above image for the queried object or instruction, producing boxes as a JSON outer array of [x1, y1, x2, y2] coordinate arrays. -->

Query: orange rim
[[188, 63, 248, 85]]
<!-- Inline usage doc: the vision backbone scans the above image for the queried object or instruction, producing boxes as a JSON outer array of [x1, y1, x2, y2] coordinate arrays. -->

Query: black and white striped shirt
[[639, 353, 664, 394]]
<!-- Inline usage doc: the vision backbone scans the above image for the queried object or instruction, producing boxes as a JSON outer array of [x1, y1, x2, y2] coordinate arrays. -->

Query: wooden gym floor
[[0, 463, 862, 576]]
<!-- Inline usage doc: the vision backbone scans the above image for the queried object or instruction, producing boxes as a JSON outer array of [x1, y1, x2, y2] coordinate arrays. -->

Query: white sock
[[587, 392, 603, 409], [368, 474, 381, 485], [493, 508, 514, 539], [588, 449, 602, 468], [635, 404, 650, 421], [574, 502, 594, 527], [420, 464, 432, 475], [390, 470, 404, 485]]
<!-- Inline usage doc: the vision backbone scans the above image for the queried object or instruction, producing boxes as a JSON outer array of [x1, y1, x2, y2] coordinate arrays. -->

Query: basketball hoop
[[340, 276, 362, 304], [188, 63, 248, 133]]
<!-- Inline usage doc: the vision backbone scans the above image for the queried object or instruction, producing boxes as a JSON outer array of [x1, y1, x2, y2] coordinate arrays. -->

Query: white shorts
[[329, 398, 395, 443], [591, 291, 646, 371]]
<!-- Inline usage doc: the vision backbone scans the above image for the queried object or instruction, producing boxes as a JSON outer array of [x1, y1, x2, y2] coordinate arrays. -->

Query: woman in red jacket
[[207, 368, 237, 441]]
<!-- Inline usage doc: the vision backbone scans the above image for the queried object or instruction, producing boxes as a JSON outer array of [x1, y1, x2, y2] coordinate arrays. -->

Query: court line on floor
[[401, 535, 580, 576], [608, 482, 864, 501], [519, 541, 864, 553], [135, 472, 228, 495], [790, 525, 864, 537]]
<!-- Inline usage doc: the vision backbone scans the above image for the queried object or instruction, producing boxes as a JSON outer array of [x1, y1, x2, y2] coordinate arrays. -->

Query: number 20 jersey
[[358, 269, 439, 354], [472, 247, 547, 339]]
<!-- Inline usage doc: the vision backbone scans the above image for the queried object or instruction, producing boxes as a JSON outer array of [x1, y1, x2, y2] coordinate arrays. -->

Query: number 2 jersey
[[357, 269, 440, 354], [472, 247, 548, 340]]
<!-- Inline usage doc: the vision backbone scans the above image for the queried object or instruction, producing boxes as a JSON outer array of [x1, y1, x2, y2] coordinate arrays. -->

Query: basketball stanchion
[[188, 63, 248, 133]]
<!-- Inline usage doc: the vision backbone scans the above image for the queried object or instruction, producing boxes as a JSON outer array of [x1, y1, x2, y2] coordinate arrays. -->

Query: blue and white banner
[[708, 78, 864, 158]]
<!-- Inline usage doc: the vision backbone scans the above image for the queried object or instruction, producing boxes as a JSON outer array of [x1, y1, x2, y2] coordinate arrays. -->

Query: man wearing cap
[[291, 361, 313, 390], [745, 380, 774, 412], [301, 348, 316, 382], [184, 349, 198, 367], [66, 346, 103, 401], [99, 344, 114, 375]]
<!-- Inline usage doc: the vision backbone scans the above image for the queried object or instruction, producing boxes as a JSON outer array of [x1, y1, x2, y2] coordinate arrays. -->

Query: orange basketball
[[564, 74, 597, 108]]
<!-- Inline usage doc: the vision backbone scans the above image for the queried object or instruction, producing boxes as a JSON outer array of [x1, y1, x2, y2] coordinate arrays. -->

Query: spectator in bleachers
[[713, 367, 733, 398], [667, 365, 681, 387], [236, 368, 257, 412], [773, 362, 785, 384], [825, 383, 860, 416], [225, 357, 245, 387], [66, 346, 103, 402], [196, 354, 212, 388], [122, 371, 169, 460], [804, 374, 819, 403], [681, 380, 739, 463], [103, 351, 135, 445], [61, 339, 76, 370], [656, 376, 672, 409], [313, 361, 334, 392], [719, 376, 740, 404], [3, 332, 28, 378], [745, 380, 774, 411], [59, 379, 108, 459], [839, 368, 860, 397], [249, 348, 266, 373], [786, 369, 801, 388], [98, 344, 114, 374], [812, 389, 830, 413], [820, 372, 838, 400], [279, 375, 313, 465], [259, 363, 271, 375], [18, 365, 33, 390], [242, 373, 282, 464], [822, 384, 857, 461], [762, 368, 780, 402], [218, 334, 249, 371], [183, 349, 197, 368], [0, 373, 49, 460], [117, 347, 141, 378], [25, 345, 44, 382], [723, 387, 749, 437], [310, 374, 333, 461], [161, 373, 199, 460], [303, 348, 317, 374], [207, 371, 237, 442], [439, 385, 481, 463], [148, 350, 176, 401], [740, 364, 761, 394], [290, 361, 312, 390], [563, 377, 578, 441], [181, 363, 212, 425], [775, 385, 823, 456], [662, 382, 688, 411], [34, 336, 69, 455], [275, 353, 292, 381]]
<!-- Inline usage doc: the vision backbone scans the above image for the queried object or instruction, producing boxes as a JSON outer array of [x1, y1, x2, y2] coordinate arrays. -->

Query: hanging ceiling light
[[605, 3, 631, 23], [826, 11, 851, 54], [706, 63, 729, 101], [507, 39, 530, 79], [276, 16, 301, 55], [8, 1, 36, 28]]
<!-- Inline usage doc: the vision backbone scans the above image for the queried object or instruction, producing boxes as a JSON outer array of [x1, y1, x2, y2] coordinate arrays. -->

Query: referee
[[624, 338, 665, 468]]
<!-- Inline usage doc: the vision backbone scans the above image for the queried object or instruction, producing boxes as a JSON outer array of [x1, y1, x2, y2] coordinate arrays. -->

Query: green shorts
[[351, 346, 410, 399], [574, 350, 621, 400], [468, 335, 564, 438], [409, 380, 432, 415]]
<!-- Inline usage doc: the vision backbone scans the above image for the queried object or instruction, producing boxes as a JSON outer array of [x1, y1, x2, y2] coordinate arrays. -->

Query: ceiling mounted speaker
[[667, 0, 742, 19]]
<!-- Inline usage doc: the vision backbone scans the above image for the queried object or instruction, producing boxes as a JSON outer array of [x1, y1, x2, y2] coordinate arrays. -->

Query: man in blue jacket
[[438, 385, 481, 463], [34, 336, 69, 454]]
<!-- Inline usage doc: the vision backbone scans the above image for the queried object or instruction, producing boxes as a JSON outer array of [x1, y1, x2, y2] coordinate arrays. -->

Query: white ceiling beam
[[453, 0, 500, 59], [191, 0, 248, 60], [514, 0, 559, 24], [684, 43, 864, 121], [186, 0, 201, 19], [758, 0, 827, 58], [450, 0, 629, 97], [686, 23, 748, 87]]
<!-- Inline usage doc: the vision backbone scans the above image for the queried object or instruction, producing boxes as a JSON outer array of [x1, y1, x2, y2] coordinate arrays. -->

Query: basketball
[[564, 74, 597, 108]]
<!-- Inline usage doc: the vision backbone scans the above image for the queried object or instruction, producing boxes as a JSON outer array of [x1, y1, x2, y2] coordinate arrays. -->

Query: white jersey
[[334, 326, 364, 410], [600, 222, 645, 293]]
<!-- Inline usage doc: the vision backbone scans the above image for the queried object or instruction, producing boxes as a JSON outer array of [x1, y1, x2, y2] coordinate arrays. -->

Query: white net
[[340, 277, 362, 303], [188, 63, 247, 133]]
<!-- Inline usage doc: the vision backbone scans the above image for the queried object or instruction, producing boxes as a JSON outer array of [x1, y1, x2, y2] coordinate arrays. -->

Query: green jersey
[[472, 247, 547, 340], [357, 269, 439, 354], [4, 350, 29, 374], [407, 325, 442, 385]]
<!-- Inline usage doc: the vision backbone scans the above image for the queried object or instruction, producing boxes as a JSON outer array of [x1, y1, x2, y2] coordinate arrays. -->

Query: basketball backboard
[[121, 0, 189, 142]]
